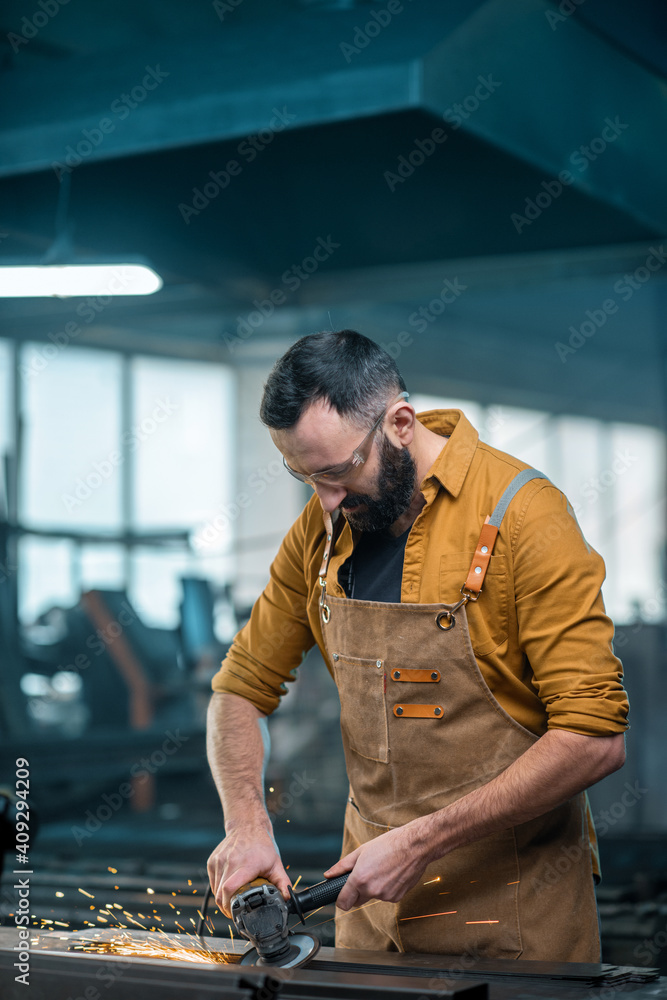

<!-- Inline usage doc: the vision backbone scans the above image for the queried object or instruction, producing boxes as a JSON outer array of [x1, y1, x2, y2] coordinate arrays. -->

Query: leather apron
[[318, 469, 600, 961]]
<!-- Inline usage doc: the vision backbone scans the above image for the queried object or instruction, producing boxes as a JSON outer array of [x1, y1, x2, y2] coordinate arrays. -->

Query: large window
[[411, 394, 666, 624], [21, 346, 123, 531], [14, 343, 235, 628]]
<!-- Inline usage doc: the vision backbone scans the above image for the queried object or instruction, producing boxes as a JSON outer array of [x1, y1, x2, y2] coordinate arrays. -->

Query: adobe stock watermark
[[384, 76, 501, 191], [545, 0, 586, 30], [71, 730, 190, 845], [57, 959, 133, 1000], [267, 771, 317, 823], [511, 116, 629, 233], [576, 448, 638, 507], [380, 278, 468, 359], [7, 0, 71, 54], [220, 235, 340, 353], [178, 107, 296, 224], [532, 782, 648, 891], [193, 457, 286, 550], [212, 0, 243, 21], [51, 65, 169, 178], [19, 266, 158, 380], [555, 244, 667, 362], [593, 780, 648, 836], [61, 397, 178, 512], [635, 923, 667, 966], [339, 0, 413, 63]]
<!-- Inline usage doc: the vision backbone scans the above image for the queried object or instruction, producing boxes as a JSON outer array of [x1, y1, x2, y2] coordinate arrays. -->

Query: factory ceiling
[[1, 0, 666, 425]]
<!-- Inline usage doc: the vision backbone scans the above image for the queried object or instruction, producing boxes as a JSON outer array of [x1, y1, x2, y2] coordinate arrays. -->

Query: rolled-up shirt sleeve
[[211, 506, 316, 716], [512, 484, 629, 736]]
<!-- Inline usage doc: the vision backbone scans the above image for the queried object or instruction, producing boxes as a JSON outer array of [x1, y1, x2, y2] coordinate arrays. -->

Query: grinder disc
[[240, 932, 320, 969]]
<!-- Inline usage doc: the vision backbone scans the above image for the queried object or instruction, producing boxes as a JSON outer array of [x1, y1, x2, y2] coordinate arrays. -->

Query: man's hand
[[323, 821, 430, 911], [207, 825, 292, 917]]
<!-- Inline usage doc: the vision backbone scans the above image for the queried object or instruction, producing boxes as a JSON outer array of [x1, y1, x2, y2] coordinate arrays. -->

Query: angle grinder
[[229, 872, 349, 968]]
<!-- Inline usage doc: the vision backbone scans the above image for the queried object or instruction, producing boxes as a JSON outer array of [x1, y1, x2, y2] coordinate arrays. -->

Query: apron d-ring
[[436, 587, 478, 631], [436, 610, 455, 630]]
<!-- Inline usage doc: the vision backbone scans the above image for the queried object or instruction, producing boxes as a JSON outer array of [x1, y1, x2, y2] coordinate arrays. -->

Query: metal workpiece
[[0, 928, 488, 1000], [2, 927, 665, 1000]]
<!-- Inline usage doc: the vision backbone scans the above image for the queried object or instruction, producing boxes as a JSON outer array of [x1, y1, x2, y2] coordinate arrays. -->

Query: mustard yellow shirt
[[212, 408, 628, 743]]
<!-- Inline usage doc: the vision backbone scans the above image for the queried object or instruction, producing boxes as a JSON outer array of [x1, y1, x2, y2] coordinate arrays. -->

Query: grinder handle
[[288, 873, 350, 924]]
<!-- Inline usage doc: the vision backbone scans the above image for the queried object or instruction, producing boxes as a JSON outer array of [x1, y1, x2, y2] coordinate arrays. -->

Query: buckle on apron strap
[[435, 586, 478, 631]]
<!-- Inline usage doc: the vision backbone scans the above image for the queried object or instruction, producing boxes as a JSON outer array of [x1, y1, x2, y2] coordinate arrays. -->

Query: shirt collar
[[416, 409, 479, 498]]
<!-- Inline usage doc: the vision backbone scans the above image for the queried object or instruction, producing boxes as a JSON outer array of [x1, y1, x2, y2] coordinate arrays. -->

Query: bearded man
[[206, 329, 628, 961]]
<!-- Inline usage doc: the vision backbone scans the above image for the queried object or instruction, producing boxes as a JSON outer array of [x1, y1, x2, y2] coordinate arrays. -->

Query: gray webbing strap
[[488, 469, 549, 528]]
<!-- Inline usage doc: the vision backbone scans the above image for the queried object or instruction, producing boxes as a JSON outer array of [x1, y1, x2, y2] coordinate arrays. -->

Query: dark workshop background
[[0, 0, 666, 969]]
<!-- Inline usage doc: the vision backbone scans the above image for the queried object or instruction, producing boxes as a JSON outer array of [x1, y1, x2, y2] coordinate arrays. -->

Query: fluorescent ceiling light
[[0, 263, 163, 298]]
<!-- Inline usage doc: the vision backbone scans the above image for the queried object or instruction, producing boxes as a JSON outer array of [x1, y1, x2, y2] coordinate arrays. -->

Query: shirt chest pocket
[[439, 553, 509, 654]]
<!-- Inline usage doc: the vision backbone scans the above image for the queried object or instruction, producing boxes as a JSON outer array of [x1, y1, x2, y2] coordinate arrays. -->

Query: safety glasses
[[282, 391, 409, 485]]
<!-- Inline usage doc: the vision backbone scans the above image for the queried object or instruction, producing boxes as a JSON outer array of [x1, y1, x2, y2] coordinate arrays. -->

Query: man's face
[[271, 398, 418, 533]]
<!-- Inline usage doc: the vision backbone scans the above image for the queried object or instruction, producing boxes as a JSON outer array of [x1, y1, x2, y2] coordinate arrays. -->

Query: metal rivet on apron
[[376, 660, 382, 668], [474, 566, 482, 574], [431, 671, 439, 680], [436, 611, 455, 631], [395, 706, 404, 715], [333, 653, 339, 661], [393, 670, 401, 680], [481, 545, 488, 553], [434, 707, 442, 716], [327, 533, 331, 541], [324, 550, 329, 559]]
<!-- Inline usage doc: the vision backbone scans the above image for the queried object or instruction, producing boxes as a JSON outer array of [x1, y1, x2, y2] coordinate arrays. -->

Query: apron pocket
[[332, 653, 388, 763]]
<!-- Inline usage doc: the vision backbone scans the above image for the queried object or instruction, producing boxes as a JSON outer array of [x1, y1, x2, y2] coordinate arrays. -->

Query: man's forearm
[[417, 729, 626, 863], [206, 691, 272, 832]]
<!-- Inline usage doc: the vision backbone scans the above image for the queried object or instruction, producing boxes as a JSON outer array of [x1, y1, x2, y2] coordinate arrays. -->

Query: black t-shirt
[[340, 526, 411, 603]]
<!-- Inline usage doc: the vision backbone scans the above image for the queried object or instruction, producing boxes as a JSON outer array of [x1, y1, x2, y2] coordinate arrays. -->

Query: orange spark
[[506, 880, 520, 885], [78, 889, 95, 898], [423, 877, 441, 885], [465, 920, 499, 924], [400, 910, 457, 922], [108, 867, 118, 874], [72, 933, 233, 965]]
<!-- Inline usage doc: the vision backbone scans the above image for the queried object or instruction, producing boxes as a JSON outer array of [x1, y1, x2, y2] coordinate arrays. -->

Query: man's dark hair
[[260, 330, 407, 430]]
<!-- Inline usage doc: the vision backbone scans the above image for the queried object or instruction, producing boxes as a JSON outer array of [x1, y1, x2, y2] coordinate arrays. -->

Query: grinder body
[[230, 873, 349, 968]]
